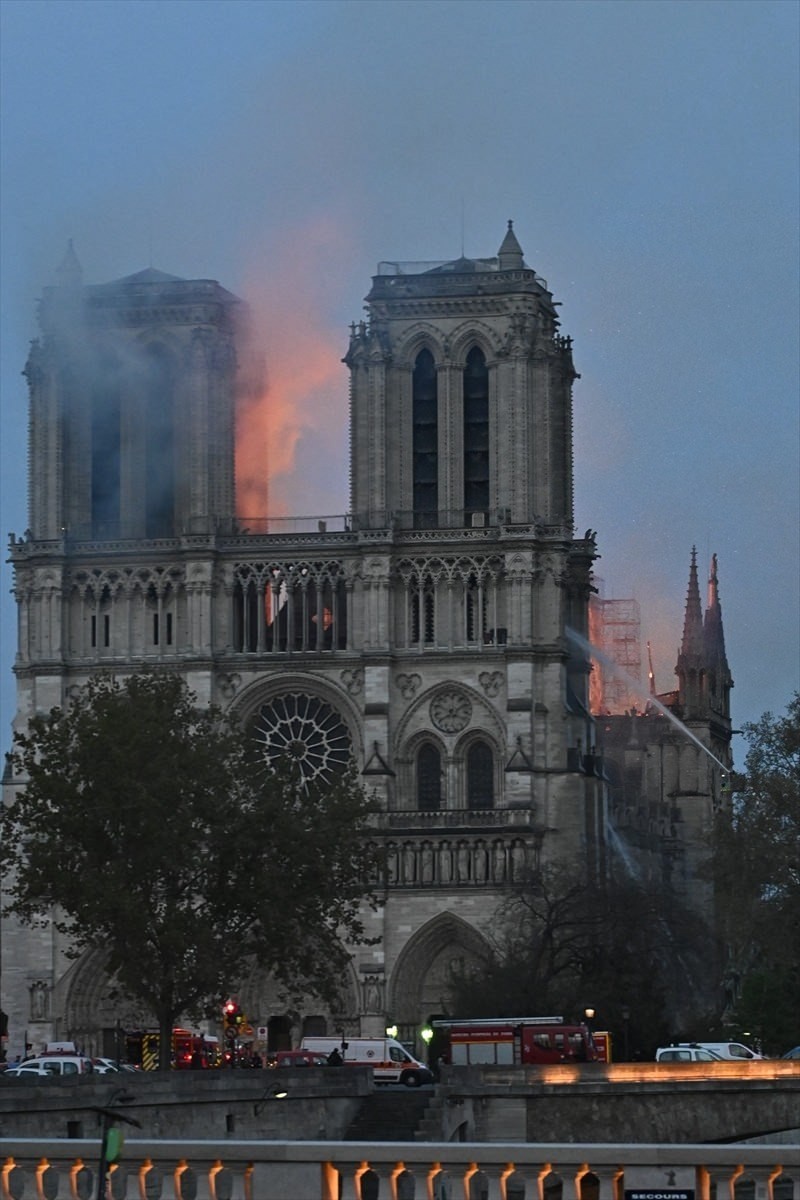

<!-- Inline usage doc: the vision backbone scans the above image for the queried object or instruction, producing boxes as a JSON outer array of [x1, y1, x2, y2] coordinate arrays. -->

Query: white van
[[692, 1041, 763, 1061], [300, 1036, 433, 1086], [655, 1045, 722, 1062]]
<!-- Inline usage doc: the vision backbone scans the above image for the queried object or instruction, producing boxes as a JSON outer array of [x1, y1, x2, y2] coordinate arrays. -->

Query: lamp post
[[93, 1089, 140, 1200], [621, 1005, 631, 1062], [254, 1086, 288, 1115]]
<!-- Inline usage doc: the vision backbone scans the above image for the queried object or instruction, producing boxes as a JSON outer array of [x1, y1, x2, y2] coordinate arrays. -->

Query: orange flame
[[234, 216, 354, 521]]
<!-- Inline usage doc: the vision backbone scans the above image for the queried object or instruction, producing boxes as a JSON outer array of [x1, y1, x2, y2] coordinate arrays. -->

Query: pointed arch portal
[[388, 912, 491, 1028]]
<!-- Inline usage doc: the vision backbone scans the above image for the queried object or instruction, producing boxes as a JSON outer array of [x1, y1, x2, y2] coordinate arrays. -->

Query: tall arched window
[[90, 356, 121, 537], [143, 346, 175, 537], [467, 740, 494, 809], [417, 743, 442, 811], [411, 576, 436, 646], [413, 349, 438, 528], [463, 346, 489, 519]]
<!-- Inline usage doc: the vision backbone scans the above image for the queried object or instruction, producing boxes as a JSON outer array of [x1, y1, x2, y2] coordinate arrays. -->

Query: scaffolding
[[588, 596, 643, 715]]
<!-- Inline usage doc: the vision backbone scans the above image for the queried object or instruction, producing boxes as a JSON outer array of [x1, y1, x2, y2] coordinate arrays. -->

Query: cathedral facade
[[2, 222, 726, 1059]]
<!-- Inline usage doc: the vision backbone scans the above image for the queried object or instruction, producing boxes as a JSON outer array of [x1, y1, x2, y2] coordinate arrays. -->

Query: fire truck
[[125, 1027, 221, 1070], [432, 1016, 598, 1065]]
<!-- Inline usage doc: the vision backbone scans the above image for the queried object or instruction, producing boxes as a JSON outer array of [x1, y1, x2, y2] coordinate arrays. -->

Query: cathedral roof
[[106, 267, 186, 285], [424, 255, 499, 275], [377, 221, 533, 279]]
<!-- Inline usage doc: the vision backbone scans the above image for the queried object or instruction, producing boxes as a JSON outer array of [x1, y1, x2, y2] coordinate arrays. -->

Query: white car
[[92, 1057, 139, 1074], [655, 1045, 723, 1062], [5, 1055, 94, 1077]]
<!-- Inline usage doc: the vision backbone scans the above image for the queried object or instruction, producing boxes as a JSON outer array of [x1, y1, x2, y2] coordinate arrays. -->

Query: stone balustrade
[[0, 1138, 797, 1200]]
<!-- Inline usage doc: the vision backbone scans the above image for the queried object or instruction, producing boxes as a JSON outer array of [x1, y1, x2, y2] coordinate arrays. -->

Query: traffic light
[[223, 1000, 241, 1031]]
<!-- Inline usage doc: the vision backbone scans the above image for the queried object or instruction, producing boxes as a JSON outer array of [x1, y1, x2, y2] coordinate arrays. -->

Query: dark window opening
[[90, 364, 121, 537], [466, 577, 487, 643], [411, 583, 435, 645], [417, 743, 442, 811], [467, 740, 494, 809], [166, 611, 173, 645], [153, 613, 159, 645], [143, 347, 175, 538], [413, 349, 438, 528], [463, 346, 489, 517], [233, 573, 347, 653]]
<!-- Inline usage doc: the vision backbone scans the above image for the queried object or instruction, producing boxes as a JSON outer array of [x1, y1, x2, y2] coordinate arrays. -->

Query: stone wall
[[2, 1063, 799, 1145]]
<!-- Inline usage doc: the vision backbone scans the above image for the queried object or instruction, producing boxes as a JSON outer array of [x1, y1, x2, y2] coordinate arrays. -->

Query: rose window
[[252, 692, 352, 786]]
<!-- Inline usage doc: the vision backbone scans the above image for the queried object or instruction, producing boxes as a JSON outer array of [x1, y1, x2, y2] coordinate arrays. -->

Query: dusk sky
[[1, 0, 798, 754]]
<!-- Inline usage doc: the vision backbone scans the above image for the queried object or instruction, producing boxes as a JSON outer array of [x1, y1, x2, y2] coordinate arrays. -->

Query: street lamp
[[583, 1007, 595, 1029], [92, 1089, 140, 1200], [254, 1086, 288, 1115]]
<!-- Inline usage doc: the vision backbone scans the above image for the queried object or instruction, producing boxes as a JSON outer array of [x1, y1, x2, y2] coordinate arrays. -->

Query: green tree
[[1, 672, 380, 1068], [445, 861, 701, 1059], [714, 693, 800, 1053]]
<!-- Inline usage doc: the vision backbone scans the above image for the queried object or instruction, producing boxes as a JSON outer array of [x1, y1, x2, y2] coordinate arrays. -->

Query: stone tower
[[2, 225, 604, 1059]]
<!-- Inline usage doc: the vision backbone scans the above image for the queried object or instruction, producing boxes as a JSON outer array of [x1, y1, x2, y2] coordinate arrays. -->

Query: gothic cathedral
[[2, 223, 729, 1057]]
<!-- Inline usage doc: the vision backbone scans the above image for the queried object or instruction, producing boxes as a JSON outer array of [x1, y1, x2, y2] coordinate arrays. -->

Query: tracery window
[[465, 572, 487, 644], [252, 692, 352, 787], [467, 740, 494, 810], [90, 584, 113, 650], [417, 743, 442, 811], [395, 554, 504, 650], [463, 346, 489, 518], [232, 561, 347, 654], [410, 578, 436, 646], [413, 349, 438, 528]]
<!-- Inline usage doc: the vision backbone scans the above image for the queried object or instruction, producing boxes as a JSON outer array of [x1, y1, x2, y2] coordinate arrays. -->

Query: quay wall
[[0, 1061, 798, 1145]]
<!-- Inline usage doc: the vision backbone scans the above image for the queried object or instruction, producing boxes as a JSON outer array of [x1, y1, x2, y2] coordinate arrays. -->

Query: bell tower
[[347, 220, 578, 534], [26, 246, 241, 543]]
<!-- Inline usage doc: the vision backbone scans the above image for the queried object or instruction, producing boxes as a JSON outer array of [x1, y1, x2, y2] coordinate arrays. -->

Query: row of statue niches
[[384, 837, 528, 885]]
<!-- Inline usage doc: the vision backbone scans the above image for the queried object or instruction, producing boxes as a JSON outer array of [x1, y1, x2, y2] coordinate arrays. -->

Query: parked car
[[5, 1055, 94, 1077], [781, 1046, 800, 1059], [91, 1057, 138, 1073], [272, 1049, 329, 1068], [655, 1045, 723, 1062]]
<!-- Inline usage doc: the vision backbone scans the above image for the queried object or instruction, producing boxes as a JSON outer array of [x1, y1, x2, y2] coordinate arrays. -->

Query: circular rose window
[[252, 692, 352, 786]]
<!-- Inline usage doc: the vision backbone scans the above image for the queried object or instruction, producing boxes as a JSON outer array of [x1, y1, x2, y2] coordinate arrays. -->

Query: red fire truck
[[432, 1016, 598, 1065], [125, 1028, 221, 1070]]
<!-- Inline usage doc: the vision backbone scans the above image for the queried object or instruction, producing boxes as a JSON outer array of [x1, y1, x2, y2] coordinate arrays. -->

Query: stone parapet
[[0, 1136, 796, 1200]]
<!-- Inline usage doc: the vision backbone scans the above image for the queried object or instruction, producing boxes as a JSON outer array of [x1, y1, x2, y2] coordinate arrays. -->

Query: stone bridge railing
[[0, 1138, 797, 1200]]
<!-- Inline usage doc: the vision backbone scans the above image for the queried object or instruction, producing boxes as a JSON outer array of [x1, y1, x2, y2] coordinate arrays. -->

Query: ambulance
[[299, 1036, 432, 1086]]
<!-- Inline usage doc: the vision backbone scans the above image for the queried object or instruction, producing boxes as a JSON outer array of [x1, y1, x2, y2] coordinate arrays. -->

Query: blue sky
[[1, 0, 798, 750]]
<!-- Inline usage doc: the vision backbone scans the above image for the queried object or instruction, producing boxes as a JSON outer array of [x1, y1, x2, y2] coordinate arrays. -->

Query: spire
[[55, 239, 83, 289], [703, 553, 731, 674], [498, 219, 524, 271], [679, 546, 704, 660]]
